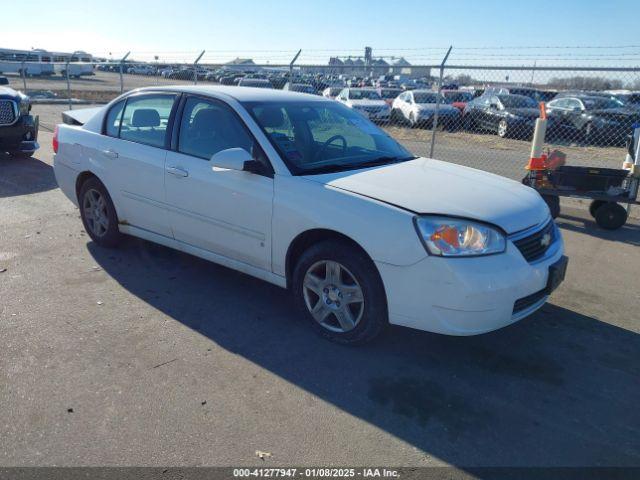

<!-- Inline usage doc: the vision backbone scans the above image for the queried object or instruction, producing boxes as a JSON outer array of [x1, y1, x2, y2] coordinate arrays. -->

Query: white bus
[[49, 51, 95, 77], [0, 48, 56, 76]]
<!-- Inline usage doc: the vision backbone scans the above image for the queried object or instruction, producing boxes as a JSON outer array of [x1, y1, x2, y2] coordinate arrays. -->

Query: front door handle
[[166, 166, 189, 178], [102, 149, 119, 158]]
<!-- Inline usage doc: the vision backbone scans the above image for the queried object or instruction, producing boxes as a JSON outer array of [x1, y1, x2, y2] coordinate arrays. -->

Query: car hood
[[303, 158, 549, 234], [0, 86, 19, 98]]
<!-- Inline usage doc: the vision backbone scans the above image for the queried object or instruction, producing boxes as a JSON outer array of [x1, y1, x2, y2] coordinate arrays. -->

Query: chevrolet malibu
[[53, 86, 567, 345]]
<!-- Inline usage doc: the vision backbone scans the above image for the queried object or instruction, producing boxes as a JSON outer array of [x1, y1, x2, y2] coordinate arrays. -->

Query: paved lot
[[1, 120, 639, 468]]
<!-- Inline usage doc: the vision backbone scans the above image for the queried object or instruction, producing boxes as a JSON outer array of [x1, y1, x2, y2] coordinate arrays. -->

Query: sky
[[3, 0, 640, 66]]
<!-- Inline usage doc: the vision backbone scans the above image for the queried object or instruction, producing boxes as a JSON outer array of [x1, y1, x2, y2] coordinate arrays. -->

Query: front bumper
[[377, 224, 565, 335], [0, 114, 39, 153], [356, 109, 391, 121]]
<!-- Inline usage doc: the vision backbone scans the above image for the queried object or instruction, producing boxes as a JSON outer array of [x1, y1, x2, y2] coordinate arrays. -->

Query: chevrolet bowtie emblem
[[541, 233, 551, 248]]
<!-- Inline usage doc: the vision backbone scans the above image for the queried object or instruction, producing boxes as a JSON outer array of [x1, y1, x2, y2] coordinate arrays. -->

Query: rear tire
[[292, 240, 387, 345], [78, 177, 122, 248], [595, 202, 627, 230], [589, 200, 606, 218]]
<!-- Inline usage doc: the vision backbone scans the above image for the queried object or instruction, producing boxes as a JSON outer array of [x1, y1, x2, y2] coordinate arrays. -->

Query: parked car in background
[[377, 87, 402, 107], [322, 86, 343, 99], [53, 85, 566, 344], [220, 74, 243, 85], [127, 65, 156, 75], [463, 94, 542, 138], [0, 80, 39, 157], [391, 90, 460, 129], [484, 86, 555, 103], [283, 83, 317, 94], [238, 78, 273, 89], [604, 90, 640, 109], [335, 88, 390, 122], [546, 95, 640, 144], [442, 90, 474, 112]]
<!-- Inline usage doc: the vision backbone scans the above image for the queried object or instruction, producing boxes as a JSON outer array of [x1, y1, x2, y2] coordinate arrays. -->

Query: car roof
[[131, 85, 327, 103]]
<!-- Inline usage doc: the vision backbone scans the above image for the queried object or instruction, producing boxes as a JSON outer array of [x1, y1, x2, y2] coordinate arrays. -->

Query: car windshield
[[245, 101, 414, 175], [582, 97, 625, 109], [413, 92, 441, 104], [349, 89, 382, 100], [443, 92, 473, 102], [379, 89, 401, 99], [498, 95, 537, 108]]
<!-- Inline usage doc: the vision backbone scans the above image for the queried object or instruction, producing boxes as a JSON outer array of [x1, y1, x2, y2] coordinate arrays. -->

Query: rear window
[[119, 94, 176, 148], [104, 100, 125, 137]]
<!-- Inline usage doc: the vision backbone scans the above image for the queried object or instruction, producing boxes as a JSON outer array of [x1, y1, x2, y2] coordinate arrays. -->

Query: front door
[[164, 96, 274, 271]]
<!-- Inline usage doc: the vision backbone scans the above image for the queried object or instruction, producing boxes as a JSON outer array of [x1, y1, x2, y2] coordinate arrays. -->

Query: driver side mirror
[[211, 148, 254, 172]]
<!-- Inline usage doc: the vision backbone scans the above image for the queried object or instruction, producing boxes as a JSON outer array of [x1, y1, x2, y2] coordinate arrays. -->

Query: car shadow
[[556, 212, 640, 247], [0, 153, 57, 198], [86, 237, 640, 467]]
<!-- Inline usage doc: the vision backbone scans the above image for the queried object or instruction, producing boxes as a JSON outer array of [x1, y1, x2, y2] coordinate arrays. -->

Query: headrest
[[255, 107, 285, 128], [191, 108, 219, 133], [131, 109, 160, 127]]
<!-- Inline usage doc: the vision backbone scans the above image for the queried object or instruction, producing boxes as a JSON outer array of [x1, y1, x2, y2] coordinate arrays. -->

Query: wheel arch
[[285, 228, 376, 290], [75, 171, 104, 202]]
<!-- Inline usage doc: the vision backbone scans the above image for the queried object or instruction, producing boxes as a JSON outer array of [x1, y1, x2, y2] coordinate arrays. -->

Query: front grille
[[512, 220, 555, 263], [513, 289, 547, 314], [0, 100, 16, 125]]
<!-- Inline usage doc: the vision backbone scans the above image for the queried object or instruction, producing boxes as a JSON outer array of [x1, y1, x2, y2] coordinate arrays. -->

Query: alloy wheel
[[302, 260, 365, 333], [83, 188, 109, 237]]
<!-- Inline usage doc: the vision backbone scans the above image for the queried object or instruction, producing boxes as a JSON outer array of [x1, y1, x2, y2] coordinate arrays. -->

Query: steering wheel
[[314, 135, 347, 162]]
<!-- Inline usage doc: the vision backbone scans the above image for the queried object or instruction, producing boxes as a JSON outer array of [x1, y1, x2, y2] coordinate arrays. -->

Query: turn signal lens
[[415, 216, 506, 257]]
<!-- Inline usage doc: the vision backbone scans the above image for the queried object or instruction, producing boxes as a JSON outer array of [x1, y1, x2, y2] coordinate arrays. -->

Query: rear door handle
[[102, 149, 119, 158], [166, 166, 189, 178]]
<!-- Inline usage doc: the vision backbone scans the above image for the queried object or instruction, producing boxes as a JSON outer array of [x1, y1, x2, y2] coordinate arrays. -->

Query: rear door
[[164, 95, 274, 270], [99, 92, 178, 238]]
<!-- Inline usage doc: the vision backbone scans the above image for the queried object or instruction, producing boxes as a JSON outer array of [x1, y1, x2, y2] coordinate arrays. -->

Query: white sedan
[[53, 86, 567, 344], [335, 88, 391, 122], [392, 90, 461, 128]]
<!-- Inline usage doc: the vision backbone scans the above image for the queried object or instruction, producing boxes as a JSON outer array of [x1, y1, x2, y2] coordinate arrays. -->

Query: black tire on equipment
[[589, 200, 607, 218], [594, 202, 627, 230], [292, 239, 387, 345], [542, 194, 560, 219]]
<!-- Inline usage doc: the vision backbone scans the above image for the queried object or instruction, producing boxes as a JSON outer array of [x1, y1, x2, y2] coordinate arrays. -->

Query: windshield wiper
[[355, 155, 417, 168], [302, 156, 417, 175]]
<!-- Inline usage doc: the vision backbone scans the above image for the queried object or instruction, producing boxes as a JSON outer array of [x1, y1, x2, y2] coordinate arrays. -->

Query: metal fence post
[[119, 51, 131, 94], [429, 46, 452, 159], [193, 50, 205, 85], [289, 49, 302, 81], [20, 59, 27, 93]]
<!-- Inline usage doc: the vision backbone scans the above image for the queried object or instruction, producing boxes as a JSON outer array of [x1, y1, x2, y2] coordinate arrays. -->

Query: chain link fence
[[4, 49, 639, 181]]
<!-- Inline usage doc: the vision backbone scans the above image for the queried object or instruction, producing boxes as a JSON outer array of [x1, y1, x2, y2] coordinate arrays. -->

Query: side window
[[105, 100, 125, 137], [178, 97, 253, 160], [119, 94, 176, 148]]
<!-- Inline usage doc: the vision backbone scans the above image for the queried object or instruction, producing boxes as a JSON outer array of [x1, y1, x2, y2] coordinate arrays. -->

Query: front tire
[[497, 119, 509, 138], [78, 177, 122, 247], [292, 240, 387, 345]]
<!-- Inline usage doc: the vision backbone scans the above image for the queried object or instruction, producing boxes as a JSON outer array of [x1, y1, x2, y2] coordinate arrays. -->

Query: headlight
[[414, 216, 506, 257], [19, 97, 30, 115]]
